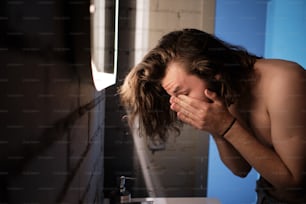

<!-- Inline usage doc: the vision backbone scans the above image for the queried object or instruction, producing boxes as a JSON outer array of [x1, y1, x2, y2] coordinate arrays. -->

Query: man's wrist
[[220, 117, 236, 137]]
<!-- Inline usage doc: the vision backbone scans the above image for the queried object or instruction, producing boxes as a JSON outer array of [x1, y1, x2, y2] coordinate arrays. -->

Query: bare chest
[[233, 98, 272, 147], [248, 106, 272, 147]]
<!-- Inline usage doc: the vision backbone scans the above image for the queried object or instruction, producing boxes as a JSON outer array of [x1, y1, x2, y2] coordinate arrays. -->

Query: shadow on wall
[[0, 0, 105, 203]]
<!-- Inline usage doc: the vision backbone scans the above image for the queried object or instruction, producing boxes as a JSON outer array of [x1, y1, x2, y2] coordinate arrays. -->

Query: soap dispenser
[[119, 176, 137, 203]]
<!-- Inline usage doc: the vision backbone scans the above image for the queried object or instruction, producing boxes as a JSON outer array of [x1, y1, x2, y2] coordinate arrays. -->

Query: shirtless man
[[119, 29, 306, 203]]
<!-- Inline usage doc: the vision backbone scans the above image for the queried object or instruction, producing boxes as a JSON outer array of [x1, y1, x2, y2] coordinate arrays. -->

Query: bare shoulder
[[255, 59, 305, 88], [255, 58, 305, 76], [254, 59, 305, 109]]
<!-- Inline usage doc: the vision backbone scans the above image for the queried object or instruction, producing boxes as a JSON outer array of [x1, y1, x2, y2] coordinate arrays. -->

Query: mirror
[[90, 0, 119, 91]]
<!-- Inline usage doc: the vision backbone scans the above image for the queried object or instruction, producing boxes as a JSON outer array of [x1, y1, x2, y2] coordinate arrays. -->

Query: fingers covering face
[[170, 95, 207, 127]]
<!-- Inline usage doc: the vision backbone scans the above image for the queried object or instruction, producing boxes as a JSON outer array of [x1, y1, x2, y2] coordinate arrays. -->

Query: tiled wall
[[147, 0, 215, 48], [0, 0, 104, 203]]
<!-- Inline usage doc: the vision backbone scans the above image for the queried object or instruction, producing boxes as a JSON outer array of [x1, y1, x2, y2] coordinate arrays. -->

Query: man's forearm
[[223, 120, 300, 189], [213, 135, 251, 177]]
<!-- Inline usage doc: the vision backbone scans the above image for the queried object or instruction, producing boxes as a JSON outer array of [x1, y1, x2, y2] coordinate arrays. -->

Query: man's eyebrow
[[173, 86, 181, 95]]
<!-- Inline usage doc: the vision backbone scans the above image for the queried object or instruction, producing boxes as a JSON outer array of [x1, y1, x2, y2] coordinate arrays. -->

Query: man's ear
[[207, 74, 222, 97]]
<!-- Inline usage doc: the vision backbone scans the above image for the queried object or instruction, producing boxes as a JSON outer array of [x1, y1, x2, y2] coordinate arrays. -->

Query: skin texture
[[162, 59, 306, 203]]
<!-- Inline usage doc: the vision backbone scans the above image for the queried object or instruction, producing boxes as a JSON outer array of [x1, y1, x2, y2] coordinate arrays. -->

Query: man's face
[[161, 61, 210, 102]]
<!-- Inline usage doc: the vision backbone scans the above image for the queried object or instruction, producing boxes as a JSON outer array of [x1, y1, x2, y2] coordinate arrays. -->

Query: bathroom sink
[[104, 197, 220, 204], [129, 197, 220, 204]]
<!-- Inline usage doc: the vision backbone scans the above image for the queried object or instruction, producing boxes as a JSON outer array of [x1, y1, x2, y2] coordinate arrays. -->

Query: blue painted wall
[[207, 1, 268, 204], [265, 0, 306, 68]]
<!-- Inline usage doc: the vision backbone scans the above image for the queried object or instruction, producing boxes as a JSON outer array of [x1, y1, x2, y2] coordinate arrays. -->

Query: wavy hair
[[119, 28, 260, 143]]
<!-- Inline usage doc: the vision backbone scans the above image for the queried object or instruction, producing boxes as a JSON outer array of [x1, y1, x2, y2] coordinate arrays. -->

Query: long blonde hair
[[119, 29, 260, 143]]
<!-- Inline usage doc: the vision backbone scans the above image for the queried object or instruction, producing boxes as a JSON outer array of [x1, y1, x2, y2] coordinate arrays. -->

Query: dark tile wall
[[103, 0, 148, 199], [0, 0, 104, 203]]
